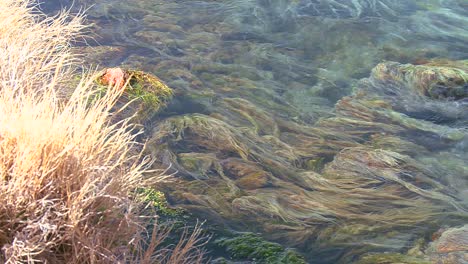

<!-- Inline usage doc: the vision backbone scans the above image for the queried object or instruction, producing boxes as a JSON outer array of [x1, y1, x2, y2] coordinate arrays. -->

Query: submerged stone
[[428, 225, 468, 264], [371, 60, 468, 100], [221, 158, 272, 190], [96, 68, 173, 122]]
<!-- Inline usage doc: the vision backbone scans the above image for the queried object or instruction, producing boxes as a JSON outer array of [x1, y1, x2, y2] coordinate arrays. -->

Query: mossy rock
[[96, 68, 173, 122], [371, 61, 468, 100], [215, 233, 306, 264], [137, 187, 182, 217]]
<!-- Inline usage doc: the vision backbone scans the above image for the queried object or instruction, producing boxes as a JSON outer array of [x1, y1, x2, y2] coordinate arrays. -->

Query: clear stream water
[[45, 0, 467, 263]]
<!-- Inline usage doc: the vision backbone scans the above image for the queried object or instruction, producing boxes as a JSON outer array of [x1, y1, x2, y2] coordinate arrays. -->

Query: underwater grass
[[77, 0, 468, 261]]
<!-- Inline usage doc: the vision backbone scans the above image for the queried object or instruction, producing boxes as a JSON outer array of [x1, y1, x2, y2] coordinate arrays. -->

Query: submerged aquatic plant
[[216, 233, 306, 264], [59, 0, 468, 262], [146, 60, 468, 263]]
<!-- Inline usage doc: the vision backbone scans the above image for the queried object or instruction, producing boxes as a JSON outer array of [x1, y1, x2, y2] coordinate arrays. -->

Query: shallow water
[[45, 0, 467, 262]]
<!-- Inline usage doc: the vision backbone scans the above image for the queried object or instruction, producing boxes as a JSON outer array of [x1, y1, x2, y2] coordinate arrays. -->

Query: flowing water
[[45, 0, 468, 263]]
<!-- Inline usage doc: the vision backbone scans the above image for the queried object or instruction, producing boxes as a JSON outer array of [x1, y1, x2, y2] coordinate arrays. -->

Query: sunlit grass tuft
[[0, 1, 205, 263]]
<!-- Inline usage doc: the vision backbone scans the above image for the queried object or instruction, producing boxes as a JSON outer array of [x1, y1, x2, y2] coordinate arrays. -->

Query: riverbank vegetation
[[0, 1, 204, 263]]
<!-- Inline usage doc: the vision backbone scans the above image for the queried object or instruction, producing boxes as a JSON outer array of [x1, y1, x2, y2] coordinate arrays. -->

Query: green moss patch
[[215, 233, 306, 264]]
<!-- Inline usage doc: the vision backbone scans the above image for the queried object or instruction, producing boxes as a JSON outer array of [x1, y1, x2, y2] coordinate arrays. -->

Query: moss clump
[[137, 188, 182, 217], [305, 157, 325, 171], [96, 68, 173, 121], [125, 70, 173, 111], [215, 233, 306, 264]]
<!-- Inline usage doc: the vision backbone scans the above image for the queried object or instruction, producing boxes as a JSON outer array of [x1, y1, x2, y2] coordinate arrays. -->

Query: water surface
[[45, 0, 468, 262]]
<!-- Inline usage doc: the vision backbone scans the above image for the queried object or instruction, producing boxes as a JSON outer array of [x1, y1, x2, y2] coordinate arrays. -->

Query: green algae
[[304, 157, 325, 172], [137, 188, 182, 217], [216, 233, 306, 264], [95, 69, 173, 122], [357, 253, 431, 264], [126, 70, 173, 109]]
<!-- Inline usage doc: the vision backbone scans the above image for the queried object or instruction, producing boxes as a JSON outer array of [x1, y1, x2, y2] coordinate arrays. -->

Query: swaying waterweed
[[55, 0, 468, 262]]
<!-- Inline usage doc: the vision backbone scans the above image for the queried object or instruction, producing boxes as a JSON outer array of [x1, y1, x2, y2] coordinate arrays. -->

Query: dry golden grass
[[0, 1, 206, 263], [139, 222, 208, 264]]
